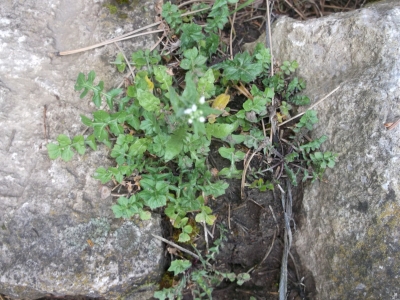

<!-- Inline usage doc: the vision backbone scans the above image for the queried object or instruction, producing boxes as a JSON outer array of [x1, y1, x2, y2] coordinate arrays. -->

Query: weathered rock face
[[272, 1, 400, 299], [0, 0, 164, 299]]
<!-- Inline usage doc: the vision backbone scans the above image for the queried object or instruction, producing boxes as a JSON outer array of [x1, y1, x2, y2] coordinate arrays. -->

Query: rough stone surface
[[0, 0, 165, 299], [272, 1, 400, 299]]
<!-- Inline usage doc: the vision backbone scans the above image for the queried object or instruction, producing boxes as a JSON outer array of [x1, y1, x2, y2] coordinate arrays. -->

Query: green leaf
[[243, 96, 268, 114], [200, 181, 229, 197], [112, 53, 126, 73], [290, 95, 310, 106], [236, 273, 251, 286], [47, 143, 61, 160], [139, 210, 151, 220], [164, 126, 186, 161], [284, 152, 299, 163], [299, 135, 327, 153], [218, 147, 245, 162], [111, 144, 128, 165], [161, 2, 182, 31], [225, 273, 236, 282], [137, 89, 160, 112], [180, 23, 205, 49], [85, 134, 97, 151], [205, 122, 238, 139], [140, 111, 160, 135], [254, 42, 271, 68], [178, 232, 191, 242], [216, 52, 263, 83], [57, 134, 71, 147], [60, 147, 73, 161], [197, 69, 215, 98], [129, 138, 151, 157], [94, 167, 113, 184], [111, 195, 142, 219], [72, 135, 85, 155], [296, 110, 318, 131], [202, 33, 219, 56], [195, 206, 216, 225], [74, 71, 104, 107], [168, 259, 191, 276], [105, 88, 123, 110], [154, 66, 172, 90], [81, 115, 93, 127], [131, 50, 147, 68], [140, 180, 169, 209]]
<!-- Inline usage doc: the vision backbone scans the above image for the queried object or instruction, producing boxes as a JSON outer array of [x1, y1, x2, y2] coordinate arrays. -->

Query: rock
[[0, 0, 165, 299], [272, 0, 400, 299]]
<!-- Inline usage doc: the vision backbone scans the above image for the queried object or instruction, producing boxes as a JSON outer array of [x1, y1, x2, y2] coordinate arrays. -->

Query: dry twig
[[152, 234, 200, 261], [279, 85, 341, 127]]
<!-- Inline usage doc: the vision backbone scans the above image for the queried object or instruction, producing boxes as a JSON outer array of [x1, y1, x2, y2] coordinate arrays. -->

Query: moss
[[159, 272, 174, 289], [104, 4, 118, 14]]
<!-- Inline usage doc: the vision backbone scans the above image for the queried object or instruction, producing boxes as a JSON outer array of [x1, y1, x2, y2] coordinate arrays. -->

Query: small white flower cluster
[[184, 96, 206, 124]]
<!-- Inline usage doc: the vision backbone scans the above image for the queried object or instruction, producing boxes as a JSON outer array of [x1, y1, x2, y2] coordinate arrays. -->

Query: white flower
[[184, 108, 192, 115], [191, 104, 197, 112], [199, 96, 205, 104], [188, 118, 193, 124], [199, 116, 205, 122]]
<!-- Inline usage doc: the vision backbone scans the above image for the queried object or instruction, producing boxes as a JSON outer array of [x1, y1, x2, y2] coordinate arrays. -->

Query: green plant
[[47, 0, 337, 297], [154, 226, 251, 300]]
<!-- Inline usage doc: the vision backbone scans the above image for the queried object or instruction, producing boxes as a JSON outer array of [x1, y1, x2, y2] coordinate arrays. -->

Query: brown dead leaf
[[167, 247, 179, 256]]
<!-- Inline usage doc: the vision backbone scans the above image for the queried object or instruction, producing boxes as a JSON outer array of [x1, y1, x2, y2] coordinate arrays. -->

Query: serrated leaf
[[47, 143, 61, 160], [226, 273, 236, 282], [178, 232, 191, 242], [57, 134, 71, 147], [197, 69, 215, 98], [243, 96, 268, 114], [105, 88, 123, 109], [218, 147, 245, 162], [72, 135, 85, 155], [85, 134, 97, 151], [195, 206, 216, 225], [236, 273, 251, 285], [168, 260, 191, 276], [217, 51, 263, 83], [60, 147, 74, 162], [94, 167, 113, 184], [136, 89, 160, 112], [131, 50, 147, 68], [129, 138, 151, 157], [201, 181, 229, 197], [139, 210, 151, 220], [180, 23, 205, 49], [81, 115, 93, 127], [154, 66, 172, 90], [164, 127, 186, 161], [206, 122, 237, 139]]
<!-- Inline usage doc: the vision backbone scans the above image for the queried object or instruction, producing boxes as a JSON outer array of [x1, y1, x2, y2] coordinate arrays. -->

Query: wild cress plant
[[48, 0, 337, 297]]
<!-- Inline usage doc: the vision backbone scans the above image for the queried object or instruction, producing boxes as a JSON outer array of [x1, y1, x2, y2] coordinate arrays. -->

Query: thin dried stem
[[279, 85, 341, 127], [229, 2, 238, 60], [114, 42, 135, 80], [152, 234, 203, 262]]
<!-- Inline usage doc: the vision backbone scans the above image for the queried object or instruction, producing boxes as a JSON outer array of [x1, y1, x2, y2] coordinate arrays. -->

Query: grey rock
[[272, 1, 400, 299], [0, 0, 164, 299]]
